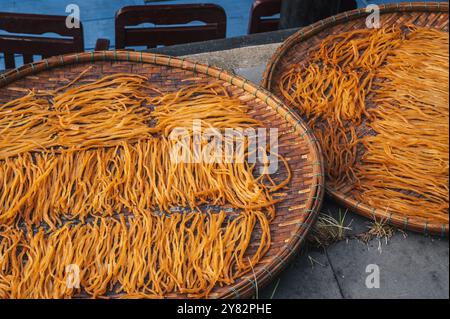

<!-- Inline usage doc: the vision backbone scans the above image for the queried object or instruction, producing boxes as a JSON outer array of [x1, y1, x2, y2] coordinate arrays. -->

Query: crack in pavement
[[325, 248, 346, 299]]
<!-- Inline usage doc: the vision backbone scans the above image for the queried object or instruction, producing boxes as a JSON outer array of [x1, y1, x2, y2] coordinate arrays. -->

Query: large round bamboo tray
[[0, 51, 324, 299], [262, 2, 449, 236]]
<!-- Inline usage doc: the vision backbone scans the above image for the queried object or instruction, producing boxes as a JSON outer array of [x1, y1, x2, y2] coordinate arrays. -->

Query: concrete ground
[[182, 43, 450, 300]]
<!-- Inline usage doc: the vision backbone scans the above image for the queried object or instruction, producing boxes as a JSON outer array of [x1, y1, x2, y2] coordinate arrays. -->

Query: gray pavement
[[183, 44, 450, 299]]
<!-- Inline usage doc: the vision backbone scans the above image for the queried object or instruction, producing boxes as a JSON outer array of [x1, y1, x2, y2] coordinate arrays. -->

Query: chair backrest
[[248, 0, 281, 34], [279, 0, 358, 28], [0, 12, 84, 69], [115, 4, 227, 49]]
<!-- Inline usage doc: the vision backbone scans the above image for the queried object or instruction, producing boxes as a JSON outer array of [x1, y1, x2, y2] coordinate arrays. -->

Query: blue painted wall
[[0, 0, 446, 69]]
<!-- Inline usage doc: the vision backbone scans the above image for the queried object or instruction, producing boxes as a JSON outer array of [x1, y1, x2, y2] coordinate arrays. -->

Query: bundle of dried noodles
[[353, 27, 449, 223], [0, 211, 270, 298]]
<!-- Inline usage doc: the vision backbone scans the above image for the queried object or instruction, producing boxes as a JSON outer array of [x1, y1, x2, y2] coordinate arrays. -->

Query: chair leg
[[95, 38, 110, 51], [4, 53, 16, 69]]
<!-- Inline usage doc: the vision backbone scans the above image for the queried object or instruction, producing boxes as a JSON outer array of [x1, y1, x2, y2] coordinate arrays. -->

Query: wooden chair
[[115, 4, 227, 49], [0, 12, 110, 69], [248, 0, 282, 34], [279, 0, 358, 28]]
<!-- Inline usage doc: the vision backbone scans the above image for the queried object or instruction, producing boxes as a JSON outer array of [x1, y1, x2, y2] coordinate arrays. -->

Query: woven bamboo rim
[[262, 2, 449, 236], [0, 51, 325, 298]]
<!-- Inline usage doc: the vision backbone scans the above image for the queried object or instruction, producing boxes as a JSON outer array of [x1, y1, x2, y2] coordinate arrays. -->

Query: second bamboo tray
[[0, 51, 325, 298], [262, 2, 449, 235]]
